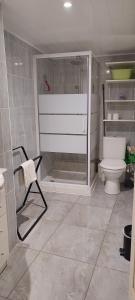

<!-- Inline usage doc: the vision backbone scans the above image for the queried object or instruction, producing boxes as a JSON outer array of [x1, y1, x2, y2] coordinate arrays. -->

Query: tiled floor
[[0, 181, 133, 300]]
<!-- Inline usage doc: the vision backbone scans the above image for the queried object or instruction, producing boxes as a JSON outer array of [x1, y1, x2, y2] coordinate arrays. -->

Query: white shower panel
[[39, 94, 87, 114], [40, 134, 87, 154], [39, 115, 87, 135]]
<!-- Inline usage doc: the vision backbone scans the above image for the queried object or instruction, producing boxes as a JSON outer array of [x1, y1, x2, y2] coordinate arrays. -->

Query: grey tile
[[0, 112, 3, 154], [6, 189, 17, 251], [97, 231, 129, 272], [44, 199, 73, 223], [44, 223, 104, 264], [3, 151, 14, 193], [21, 219, 59, 251], [108, 208, 132, 234], [85, 266, 129, 300], [64, 204, 112, 230], [45, 192, 79, 203], [1, 109, 11, 152], [0, 87, 8, 108], [113, 190, 133, 213], [0, 246, 38, 298], [78, 192, 116, 208], [19, 202, 45, 219], [108, 191, 133, 234], [9, 252, 93, 300], [0, 62, 8, 94]]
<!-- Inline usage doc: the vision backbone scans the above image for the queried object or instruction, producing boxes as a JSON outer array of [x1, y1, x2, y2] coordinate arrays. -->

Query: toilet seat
[[100, 159, 126, 170]]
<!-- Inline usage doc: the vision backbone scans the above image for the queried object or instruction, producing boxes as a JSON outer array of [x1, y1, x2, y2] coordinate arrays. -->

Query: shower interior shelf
[[104, 119, 135, 122], [105, 60, 135, 66], [106, 79, 135, 83], [105, 100, 135, 103]]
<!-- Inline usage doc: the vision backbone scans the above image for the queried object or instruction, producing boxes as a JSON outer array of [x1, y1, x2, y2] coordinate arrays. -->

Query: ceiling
[[3, 0, 135, 55]]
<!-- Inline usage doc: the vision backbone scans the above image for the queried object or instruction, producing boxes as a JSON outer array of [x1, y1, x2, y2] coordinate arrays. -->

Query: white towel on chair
[[21, 159, 37, 188]]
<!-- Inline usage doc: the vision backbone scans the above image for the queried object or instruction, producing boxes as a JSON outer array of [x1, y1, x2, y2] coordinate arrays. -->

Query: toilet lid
[[100, 159, 126, 170]]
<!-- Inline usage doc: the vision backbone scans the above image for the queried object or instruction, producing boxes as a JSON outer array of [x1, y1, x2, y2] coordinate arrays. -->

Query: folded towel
[[21, 159, 37, 188]]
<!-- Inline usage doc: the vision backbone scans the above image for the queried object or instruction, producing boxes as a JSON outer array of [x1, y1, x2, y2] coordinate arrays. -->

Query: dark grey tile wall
[[0, 6, 17, 250], [0, 30, 40, 249], [4, 31, 39, 213]]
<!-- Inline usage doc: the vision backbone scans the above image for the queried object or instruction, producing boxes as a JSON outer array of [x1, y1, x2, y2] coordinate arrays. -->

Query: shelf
[[106, 79, 135, 83], [105, 100, 135, 103], [103, 119, 135, 122], [105, 61, 135, 67]]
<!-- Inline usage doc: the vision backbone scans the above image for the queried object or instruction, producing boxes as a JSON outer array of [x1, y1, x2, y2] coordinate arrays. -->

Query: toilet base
[[105, 179, 120, 195]]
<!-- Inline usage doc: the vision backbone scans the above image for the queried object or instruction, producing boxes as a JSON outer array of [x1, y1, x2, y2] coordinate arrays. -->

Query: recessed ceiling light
[[64, 2, 72, 8]]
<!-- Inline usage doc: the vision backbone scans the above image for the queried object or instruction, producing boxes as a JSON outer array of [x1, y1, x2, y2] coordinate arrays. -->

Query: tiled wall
[[4, 31, 39, 212], [98, 54, 135, 159], [0, 6, 16, 250], [90, 56, 100, 184]]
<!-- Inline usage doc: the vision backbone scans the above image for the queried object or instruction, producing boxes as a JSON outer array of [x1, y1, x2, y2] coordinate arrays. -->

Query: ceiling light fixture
[[64, 2, 72, 8]]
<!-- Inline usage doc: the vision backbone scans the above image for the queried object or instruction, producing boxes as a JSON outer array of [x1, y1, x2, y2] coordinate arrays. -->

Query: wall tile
[[1, 109, 11, 152]]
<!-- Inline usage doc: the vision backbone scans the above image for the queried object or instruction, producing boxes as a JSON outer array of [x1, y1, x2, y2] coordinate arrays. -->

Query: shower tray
[[43, 169, 87, 185]]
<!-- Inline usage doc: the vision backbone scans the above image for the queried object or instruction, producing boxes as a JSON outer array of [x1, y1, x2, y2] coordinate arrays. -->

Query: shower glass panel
[[36, 55, 89, 186]]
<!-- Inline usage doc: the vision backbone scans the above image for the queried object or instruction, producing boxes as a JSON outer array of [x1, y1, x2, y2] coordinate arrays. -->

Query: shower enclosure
[[33, 51, 99, 195]]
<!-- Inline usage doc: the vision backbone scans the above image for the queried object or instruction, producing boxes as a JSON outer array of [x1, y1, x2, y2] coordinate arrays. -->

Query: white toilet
[[100, 137, 126, 195]]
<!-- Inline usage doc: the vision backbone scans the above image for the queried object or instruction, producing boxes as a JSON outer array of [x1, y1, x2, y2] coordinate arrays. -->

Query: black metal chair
[[13, 146, 47, 241]]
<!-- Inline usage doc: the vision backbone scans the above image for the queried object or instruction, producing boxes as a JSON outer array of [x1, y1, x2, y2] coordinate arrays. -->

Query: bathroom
[[0, 1, 135, 300]]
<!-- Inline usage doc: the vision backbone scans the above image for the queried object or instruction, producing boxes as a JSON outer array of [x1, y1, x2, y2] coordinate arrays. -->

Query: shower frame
[[33, 51, 93, 195]]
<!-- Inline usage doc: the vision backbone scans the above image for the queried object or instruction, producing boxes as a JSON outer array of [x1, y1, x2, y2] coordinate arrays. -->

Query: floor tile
[[29, 196, 74, 223], [21, 219, 59, 251], [9, 252, 93, 300], [64, 204, 112, 230], [0, 247, 38, 298], [43, 223, 104, 264], [43, 199, 73, 223], [108, 205, 132, 234], [85, 266, 129, 300], [19, 203, 44, 219], [113, 189, 133, 213], [45, 192, 79, 203], [17, 215, 37, 238], [97, 231, 130, 272], [78, 192, 116, 209]]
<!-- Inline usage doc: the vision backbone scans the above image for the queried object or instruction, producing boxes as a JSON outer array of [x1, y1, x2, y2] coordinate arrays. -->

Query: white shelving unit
[[104, 60, 135, 134]]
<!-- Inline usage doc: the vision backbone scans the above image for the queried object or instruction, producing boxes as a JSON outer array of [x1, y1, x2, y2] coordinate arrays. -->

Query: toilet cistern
[[100, 137, 126, 195]]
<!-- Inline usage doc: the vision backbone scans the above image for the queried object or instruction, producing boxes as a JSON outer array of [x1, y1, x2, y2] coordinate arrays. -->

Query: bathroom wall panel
[[39, 94, 87, 114], [39, 115, 87, 135], [40, 134, 87, 154]]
